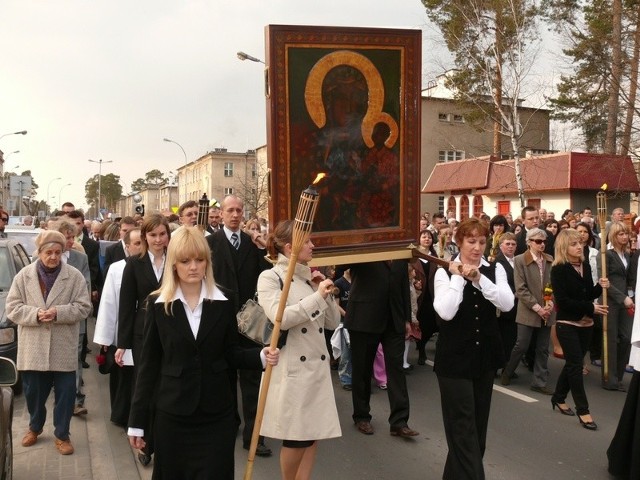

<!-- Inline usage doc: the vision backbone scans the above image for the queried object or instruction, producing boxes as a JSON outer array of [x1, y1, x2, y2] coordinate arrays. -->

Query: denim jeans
[[338, 328, 352, 386], [22, 370, 76, 440], [76, 333, 85, 406]]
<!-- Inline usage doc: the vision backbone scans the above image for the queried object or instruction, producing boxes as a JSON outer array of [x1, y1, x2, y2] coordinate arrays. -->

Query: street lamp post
[[88, 159, 113, 218], [0, 130, 27, 141], [46, 177, 62, 217], [236, 51, 265, 64], [163, 138, 188, 203], [58, 183, 72, 208], [237, 52, 266, 218]]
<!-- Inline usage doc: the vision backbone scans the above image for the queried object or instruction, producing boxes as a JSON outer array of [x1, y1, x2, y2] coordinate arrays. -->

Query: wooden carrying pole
[[244, 183, 320, 480], [597, 188, 609, 383]]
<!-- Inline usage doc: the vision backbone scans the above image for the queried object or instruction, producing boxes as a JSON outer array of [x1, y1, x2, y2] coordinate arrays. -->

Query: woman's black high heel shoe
[[551, 400, 575, 416], [578, 415, 597, 431]]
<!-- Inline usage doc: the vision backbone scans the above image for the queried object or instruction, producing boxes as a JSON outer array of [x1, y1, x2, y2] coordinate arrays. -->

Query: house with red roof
[[421, 151, 640, 219]]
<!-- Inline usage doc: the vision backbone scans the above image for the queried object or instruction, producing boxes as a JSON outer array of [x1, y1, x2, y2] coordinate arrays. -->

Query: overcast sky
[[0, 1, 559, 214]]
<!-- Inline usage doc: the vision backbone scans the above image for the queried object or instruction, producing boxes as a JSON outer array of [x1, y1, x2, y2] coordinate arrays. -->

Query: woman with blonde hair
[[600, 221, 634, 391], [128, 227, 278, 479], [244, 217, 267, 249], [550, 229, 608, 430]]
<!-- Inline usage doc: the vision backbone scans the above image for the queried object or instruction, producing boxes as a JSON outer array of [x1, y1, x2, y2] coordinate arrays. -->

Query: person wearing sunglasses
[[0, 209, 9, 238], [501, 228, 555, 395]]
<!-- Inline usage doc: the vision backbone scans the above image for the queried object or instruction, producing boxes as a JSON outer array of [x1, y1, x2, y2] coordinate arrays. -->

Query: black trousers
[[437, 370, 495, 480], [497, 317, 517, 365], [552, 323, 592, 415], [239, 368, 264, 446], [349, 325, 410, 428], [603, 304, 633, 388], [109, 365, 133, 426]]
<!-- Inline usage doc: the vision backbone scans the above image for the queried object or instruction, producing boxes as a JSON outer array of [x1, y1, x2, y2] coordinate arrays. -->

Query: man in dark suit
[[65, 210, 102, 370], [344, 260, 419, 438], [206, 195, 272, 456], [54, 219, 92, 416], [103, 216, 137, 278], [206, 206, 222, 234], [495, 232, 519, 364], [515, 206, 539, 255]]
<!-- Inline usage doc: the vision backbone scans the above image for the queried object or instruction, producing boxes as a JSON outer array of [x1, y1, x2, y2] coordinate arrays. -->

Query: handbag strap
[[255, 271, 284, 301]]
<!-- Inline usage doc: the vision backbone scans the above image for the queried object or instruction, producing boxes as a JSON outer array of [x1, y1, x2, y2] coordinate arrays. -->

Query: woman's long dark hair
[[576, 221, 595, 248]]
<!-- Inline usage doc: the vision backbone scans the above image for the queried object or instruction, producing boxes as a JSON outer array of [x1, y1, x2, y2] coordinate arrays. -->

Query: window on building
[[473, 196, 484, 218], [224, 187, 234, 195], [438, 196, 444, 213], [447, 196, 457, 217], [224, 162, 234, 177], [460, 195, 469, 221], [438, 150, 465, 163], [438, 113, 449, 122], [497, 201, 511, 216], [453, 114, 464, 123], [527, 198, 541, 210], [251, 164, 257, 179]]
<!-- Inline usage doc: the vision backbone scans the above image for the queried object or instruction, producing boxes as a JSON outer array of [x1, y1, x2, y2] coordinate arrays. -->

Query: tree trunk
[[621, 5, 640, 157], [493, 6, 503, 158], [605, 0, 622, 154], [510, 108, 525, 209]]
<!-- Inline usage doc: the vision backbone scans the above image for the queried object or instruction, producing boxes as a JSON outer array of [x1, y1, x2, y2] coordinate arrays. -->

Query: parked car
[[3, 228, 41, 260], [0, 357, 18, 480], [0, 240, 31, 393]]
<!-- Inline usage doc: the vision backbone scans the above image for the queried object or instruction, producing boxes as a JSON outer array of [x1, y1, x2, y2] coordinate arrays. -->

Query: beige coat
[[514, 250, 555, 327], [6, 262, 92, 371], [257, 255, 341, 441]]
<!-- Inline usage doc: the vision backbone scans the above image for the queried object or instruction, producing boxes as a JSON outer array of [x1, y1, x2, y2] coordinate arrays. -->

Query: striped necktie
[[230, 232, 239, 250]]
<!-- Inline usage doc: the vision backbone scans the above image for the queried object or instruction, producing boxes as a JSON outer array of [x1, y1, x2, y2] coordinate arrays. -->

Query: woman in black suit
[[116, 214, 171, 366], [600, 221, 634, 391], [115, 214, 170, 465], [550, 229, 608, 431], [127, 227, 278, 479]]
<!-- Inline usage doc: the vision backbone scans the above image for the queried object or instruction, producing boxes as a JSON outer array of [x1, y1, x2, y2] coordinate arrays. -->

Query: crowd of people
[[4, 199, 640, 479]]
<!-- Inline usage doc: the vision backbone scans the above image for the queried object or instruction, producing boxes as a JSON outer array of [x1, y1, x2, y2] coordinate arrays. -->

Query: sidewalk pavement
[[12, 319, 152, 480]]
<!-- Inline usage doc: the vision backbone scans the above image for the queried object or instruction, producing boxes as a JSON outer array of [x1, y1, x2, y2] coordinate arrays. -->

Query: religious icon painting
[[265, 24, 422, 257]]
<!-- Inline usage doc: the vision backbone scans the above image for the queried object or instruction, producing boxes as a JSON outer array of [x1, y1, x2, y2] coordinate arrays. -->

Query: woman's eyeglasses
[[0, 217, 8, 222], [530, 239, 545, 245]]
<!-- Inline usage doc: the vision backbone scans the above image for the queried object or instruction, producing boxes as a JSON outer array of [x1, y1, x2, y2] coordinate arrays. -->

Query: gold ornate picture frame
[[265, 24, 421, 257]]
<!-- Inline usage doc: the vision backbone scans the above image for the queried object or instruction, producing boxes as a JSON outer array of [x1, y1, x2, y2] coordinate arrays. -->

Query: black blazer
[[117, 253, 161, 353], [599, 249, 630, 306], [409, 257, 437, 313], [206, 230, 270, 313], [495, 252, 518, 320], [551, 262, 603, 321], [344, 260, 410, 334], [103, 241, 126, 278], [128, 297, 262, 429], [81, 234, 101, 292]]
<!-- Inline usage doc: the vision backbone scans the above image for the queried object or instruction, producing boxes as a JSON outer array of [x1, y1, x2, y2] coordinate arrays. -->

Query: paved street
[[11, 322, 627, 479]]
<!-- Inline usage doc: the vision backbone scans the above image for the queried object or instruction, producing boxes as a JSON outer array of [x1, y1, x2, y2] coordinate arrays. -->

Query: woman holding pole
[[257, 220, 341, 480], [599, 221, 634, 391], [550, 229, 608, 430]]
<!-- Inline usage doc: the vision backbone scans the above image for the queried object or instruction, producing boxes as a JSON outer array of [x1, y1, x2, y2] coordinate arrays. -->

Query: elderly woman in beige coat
[[257, 220, 341, 480], [501, 227, 555, 394], [6, 230, 92, 456]]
